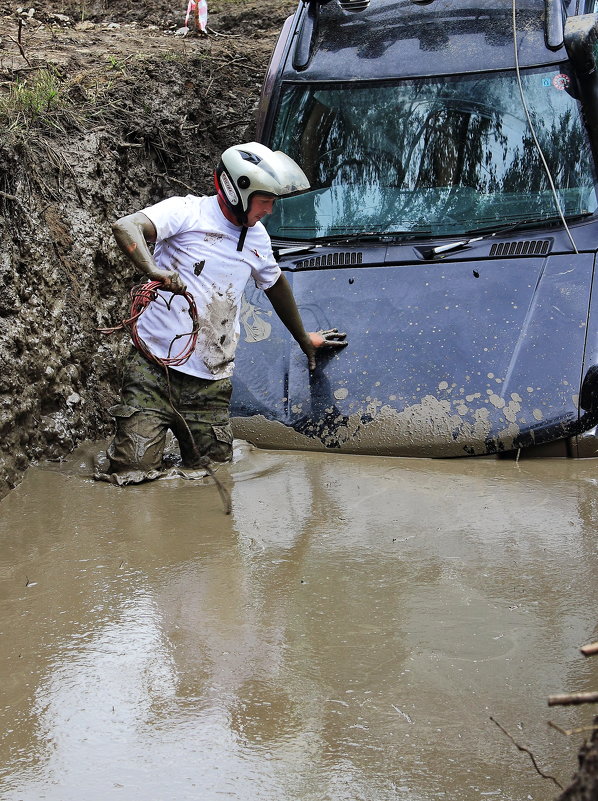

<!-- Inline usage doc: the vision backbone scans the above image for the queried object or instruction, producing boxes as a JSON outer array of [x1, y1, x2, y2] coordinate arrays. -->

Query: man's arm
[[265, 273, 346, 371], [111, 212, 186, 294]]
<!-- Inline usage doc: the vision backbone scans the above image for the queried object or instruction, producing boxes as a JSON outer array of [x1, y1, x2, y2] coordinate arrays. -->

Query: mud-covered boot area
[[0, 0, 292, 495]]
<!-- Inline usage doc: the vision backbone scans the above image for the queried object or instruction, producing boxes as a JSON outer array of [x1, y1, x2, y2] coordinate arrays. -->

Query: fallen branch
[[548, 720, 598, 737], [581, 641, 598, 657], [548, 692, 598, 707], [490, 716, 564, 790]]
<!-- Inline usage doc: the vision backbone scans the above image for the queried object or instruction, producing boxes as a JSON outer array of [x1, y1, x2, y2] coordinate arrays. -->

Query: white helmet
[[214, 142, 310, 225]]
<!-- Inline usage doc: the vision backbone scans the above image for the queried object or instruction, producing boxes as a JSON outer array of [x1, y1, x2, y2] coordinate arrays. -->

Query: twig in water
[[548, 692, 598, 707], [490, 716, 564, 790], [548, 720, 598, 737]]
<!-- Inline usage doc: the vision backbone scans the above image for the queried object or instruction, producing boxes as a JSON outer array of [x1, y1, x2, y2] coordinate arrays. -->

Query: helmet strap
[[236, 225, 248, 252]]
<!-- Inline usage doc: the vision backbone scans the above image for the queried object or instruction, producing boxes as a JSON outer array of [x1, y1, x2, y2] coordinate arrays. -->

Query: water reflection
[[0, 445, 597, 800]]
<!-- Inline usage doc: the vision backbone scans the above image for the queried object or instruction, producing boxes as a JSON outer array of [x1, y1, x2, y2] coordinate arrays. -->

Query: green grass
[[2, 69, 64, 118]]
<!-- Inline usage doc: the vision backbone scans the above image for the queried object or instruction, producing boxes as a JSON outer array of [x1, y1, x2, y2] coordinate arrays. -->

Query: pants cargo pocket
[[209, 422, 233, 463], [177, 413, 234, 466], [107, 404, 168, 472]]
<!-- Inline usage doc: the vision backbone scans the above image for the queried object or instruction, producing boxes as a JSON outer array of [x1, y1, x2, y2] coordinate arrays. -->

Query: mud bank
[[0, 0, 291, 497]]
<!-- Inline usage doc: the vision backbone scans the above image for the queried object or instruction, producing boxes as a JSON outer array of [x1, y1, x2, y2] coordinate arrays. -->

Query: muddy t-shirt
[[136, 194, 281, 380]]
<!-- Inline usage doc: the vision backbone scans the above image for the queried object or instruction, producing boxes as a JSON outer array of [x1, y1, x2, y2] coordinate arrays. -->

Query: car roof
[[282, 0, 567, 82]]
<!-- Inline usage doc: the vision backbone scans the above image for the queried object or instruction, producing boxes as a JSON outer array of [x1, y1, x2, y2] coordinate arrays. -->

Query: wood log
[[548, 692, 598, 706]]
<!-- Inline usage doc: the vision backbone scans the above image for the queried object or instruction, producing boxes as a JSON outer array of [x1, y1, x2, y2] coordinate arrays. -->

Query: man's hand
[[152, 269, 187, 295], [300, 329, 348, 371]]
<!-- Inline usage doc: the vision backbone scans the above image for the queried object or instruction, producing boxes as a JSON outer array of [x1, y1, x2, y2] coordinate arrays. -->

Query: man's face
[[247, 194, 275, 226]]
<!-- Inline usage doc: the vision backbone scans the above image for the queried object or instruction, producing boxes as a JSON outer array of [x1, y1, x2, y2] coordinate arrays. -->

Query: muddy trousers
[[108, 349, 233, 473]]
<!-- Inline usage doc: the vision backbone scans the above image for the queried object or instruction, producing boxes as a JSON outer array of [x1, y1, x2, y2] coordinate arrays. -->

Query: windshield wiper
[[274, 243, 322, 257], [465, 212, 593, 238], [314, 230, 431, 246], [273, 233, 396, 253], [427, 212, 594, 258]]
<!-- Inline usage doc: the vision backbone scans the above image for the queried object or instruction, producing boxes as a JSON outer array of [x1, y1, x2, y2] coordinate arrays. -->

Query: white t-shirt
[[136, 194, 281, 380]]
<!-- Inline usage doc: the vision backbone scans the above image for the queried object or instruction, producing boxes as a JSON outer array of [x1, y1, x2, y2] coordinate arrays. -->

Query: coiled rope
[[98, 280, 200, 366], [99, 280, 231, 514]]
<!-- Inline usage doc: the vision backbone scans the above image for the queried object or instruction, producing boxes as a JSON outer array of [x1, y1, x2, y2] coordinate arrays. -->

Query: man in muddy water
[[103, 142, 346, 482]]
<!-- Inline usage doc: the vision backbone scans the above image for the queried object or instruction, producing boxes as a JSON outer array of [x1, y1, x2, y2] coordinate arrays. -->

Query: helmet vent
[[490, 239, 552, 257], [338, 0, 370, 11], [296, 251, 363, 269], [239, 150, 262, 164]]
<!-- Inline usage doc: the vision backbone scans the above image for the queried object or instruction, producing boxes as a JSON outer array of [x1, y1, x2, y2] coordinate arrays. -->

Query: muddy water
[[1, 442, 597, 801]]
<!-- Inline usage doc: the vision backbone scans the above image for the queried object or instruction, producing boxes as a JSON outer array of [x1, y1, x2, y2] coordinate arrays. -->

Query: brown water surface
[[1, 441, 597, 801]]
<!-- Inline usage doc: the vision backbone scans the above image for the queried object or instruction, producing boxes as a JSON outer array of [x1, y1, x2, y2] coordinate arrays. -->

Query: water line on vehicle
[[511, 0, 579, 254]]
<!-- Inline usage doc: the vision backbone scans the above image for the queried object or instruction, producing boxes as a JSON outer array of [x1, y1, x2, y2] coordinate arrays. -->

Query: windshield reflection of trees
[[270, 69, 595, 238]]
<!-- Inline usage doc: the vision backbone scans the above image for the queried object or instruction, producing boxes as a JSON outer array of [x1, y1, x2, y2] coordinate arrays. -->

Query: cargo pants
[[107, 349, 233, 474]]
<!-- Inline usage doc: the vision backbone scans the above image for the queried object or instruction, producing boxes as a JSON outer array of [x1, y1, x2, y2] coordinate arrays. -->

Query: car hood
[[231, 251, 594, 456]]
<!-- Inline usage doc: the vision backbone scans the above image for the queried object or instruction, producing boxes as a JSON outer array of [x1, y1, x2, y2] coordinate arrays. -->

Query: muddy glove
[[301, 329, 348, 371]]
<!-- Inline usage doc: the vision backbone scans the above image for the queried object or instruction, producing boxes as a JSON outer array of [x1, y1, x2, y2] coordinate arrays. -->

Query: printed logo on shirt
[[220, 173, 239, 206]]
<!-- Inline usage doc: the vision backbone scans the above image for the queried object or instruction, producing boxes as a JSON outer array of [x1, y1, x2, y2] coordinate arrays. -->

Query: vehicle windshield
[[265, 66, 598, 242]]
